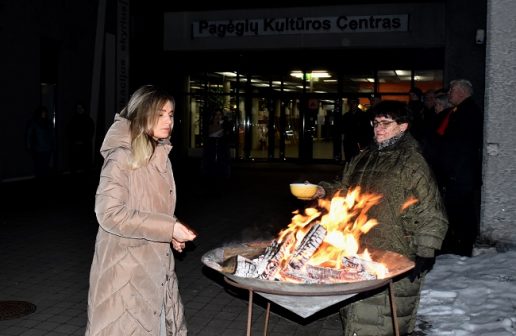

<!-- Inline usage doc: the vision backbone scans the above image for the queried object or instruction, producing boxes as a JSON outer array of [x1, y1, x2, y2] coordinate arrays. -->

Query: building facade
[[3, 0, 515, 246], [150, 2, 485, 163]]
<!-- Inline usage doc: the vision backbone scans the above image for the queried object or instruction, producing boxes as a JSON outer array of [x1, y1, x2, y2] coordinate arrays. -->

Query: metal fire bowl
[[202, 240, 414, 295], [202, 241, 414, 313]]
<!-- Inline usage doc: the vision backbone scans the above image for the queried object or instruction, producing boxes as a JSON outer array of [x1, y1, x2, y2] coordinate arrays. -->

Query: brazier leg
[[388, 280, 400, 336], [263, 301, 271, 336], [247, 289, 254, 336]]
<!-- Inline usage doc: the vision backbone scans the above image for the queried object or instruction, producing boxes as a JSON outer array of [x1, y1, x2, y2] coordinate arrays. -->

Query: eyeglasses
[[371, 120, 397, 128]]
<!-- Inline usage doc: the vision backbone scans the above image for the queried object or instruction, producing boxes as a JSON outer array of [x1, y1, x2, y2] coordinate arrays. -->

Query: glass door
[[184, 68, 443, 163]]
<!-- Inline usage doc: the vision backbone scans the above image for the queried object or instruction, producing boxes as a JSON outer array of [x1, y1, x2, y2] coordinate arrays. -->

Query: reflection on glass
[[312, 98, 337, 160], [250, 96, 269, 159], [236, 102, 245, 159], [378, 69, 412, 101], [284, 98, 300, 159], [414, 70, 444, 92], [184, 68, 443, 162], [188, 73, 205, 156]]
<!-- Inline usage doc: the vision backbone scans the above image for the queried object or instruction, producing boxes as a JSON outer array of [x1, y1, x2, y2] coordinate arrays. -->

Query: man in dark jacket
[[312, 100, 448, 336], [436, 79, 483, 257], [342, 96, 373, 162], [407, 87, 426, 144]]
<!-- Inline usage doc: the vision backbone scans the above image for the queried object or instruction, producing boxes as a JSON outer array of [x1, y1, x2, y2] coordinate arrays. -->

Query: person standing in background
[[423, 89, 437, 121], [341, 96, 373, 162], [25, 105, 55, 179], [68, 103, 95, 174], [202, 108, 232, 179], [407, 87, 426, 144], [423, 90, 453, 186], [368, 93, 382, 109], [86, 85, 197, 336], [432, 89, 453, 132], [436, 79, 483, 257]]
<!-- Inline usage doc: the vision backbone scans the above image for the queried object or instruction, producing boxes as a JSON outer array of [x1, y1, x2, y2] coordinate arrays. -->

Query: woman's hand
[[313, 186, 326, 199], [171, 239, 186, 252], [171, 221, 196, 253], [172, 221, 197, 243]]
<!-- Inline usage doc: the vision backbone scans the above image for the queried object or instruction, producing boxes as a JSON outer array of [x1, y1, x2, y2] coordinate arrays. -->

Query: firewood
[[223, 245, 265, 260], [233, 255, 258, 278], [342, 256, 367, 272], [306, 264, 377, 282], [221, 255, 238, 273], [280, 265, 319, 284], [258, 235, 294, 280], [288, 223, 327, 270]]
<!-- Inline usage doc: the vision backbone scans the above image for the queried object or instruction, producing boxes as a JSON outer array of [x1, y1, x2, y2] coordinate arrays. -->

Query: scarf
[[375, 131, 405, 150]]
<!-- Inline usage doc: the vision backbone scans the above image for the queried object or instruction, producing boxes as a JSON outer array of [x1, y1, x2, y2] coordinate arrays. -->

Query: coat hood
[[100, 114, 172, 161], [100, 114, 131, 159]]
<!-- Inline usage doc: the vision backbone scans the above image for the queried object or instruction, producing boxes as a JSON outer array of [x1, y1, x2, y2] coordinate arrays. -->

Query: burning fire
[[277, 186, 388, 278], [226, 186, 420, 283]]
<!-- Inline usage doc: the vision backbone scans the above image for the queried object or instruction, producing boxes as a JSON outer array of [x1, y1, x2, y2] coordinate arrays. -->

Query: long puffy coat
[[86, 115, 186, 336], [321, 132, 448, 336]]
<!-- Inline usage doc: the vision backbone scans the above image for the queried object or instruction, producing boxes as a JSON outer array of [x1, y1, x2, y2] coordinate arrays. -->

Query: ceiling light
[[311, 71, 331, 78], [394, 70, 411, 77], [215, 72, 237, 77], [290, 71, 304, 79], [290, 71, 331, 79]]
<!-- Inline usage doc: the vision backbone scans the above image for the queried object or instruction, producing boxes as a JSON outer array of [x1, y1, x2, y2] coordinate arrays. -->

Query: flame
[[401, 196, 418, 212], [277, 186, 388, 277]]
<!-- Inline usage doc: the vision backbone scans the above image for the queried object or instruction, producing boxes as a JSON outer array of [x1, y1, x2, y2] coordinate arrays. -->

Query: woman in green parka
[[312, 100, 448, 336]]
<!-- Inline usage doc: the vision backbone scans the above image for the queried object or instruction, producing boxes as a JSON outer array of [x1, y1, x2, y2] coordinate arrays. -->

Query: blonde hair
[[119, 85, 175, 169]]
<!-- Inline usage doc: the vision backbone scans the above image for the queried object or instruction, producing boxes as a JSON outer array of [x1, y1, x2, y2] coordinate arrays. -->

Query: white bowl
[[289, 183, 318, 200]]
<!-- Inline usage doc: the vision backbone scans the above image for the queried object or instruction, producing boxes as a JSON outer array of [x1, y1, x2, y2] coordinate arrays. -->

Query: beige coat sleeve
[[94, 149, 175, 242]]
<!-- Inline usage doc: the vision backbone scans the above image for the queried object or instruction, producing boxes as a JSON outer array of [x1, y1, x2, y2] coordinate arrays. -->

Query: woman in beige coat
[[86, 85, 196, 336]]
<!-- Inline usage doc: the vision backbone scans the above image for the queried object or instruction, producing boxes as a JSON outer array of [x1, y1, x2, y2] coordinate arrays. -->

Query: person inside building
[[86, 85, 197, 336], [407, 87, 426, 144], [434, 79, 483, 257], [432, 89, 453, 131], [368, 93, 382, 108], [305, 100, 448, 336], [341, 96, 373, 162], [423, 89, 436, 117], [202, 108, 232, 180], [422, 89, 453, 188]]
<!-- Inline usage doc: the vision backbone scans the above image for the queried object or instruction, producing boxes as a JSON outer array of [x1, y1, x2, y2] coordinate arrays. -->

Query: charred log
[[233, 255, 258, 278], [306, 264, 377, 282], [258, 235, 294, 280], [288, 223, 327, 270]]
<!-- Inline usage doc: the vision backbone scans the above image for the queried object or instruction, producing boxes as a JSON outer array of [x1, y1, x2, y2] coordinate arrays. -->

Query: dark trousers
[[440, 186, 480, 257], [202, 137, 231, 179], [32, 151, 53, 178]]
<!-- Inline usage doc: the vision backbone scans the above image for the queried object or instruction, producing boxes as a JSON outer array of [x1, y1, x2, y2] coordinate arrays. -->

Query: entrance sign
[[192, 15, 409, 38]]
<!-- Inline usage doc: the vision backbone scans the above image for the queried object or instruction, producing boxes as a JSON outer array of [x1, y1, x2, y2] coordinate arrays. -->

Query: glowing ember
[[401, 196, 419, 211]]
